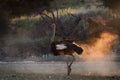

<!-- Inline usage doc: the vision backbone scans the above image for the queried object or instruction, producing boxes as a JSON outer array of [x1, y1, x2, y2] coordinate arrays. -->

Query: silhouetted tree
[[0, 0, 53, 58], [0, 0, 53, 37], [0, 0, 53, 17], [102, 0, 120, 16]]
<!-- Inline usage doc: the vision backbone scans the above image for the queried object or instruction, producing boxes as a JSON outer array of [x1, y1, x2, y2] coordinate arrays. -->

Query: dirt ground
[[0, 73, 120, 80], [0, 61, 120, 80], [0, 61, 120, 75]]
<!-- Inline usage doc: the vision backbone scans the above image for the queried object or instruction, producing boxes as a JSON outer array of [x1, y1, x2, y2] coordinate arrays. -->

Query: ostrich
[[50, 23, 83, 76], [40, 10, 83, 76]]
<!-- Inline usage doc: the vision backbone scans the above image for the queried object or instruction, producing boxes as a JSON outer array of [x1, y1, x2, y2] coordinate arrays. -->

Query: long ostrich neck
[[51, 23, 56, 42]]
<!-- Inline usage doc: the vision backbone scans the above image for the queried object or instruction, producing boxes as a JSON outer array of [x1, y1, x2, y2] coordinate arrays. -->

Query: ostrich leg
[[66, 55, 75, 76]]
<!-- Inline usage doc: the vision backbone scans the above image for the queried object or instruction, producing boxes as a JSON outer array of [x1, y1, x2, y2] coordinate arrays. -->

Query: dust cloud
[[76, 31, 119, 76], [80, 31, 118, 61]]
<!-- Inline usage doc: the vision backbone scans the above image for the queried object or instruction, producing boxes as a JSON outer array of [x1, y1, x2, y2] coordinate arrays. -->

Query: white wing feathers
[[56, 43, 67, 50]]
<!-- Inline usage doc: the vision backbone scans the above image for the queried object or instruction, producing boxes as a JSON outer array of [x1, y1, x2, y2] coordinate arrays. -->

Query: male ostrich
[[40, 10, 83, 76], [50, 23, 83, 76]]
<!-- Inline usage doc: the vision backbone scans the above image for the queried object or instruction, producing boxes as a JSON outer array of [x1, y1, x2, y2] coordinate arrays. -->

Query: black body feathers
[[51, 40, 83, 56]]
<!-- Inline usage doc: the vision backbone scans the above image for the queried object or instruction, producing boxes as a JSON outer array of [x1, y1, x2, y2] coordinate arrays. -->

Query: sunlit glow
[[79, 32, 118, 61]]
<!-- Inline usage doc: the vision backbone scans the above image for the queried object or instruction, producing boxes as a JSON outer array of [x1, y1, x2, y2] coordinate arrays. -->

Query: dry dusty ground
[[0, 61, 120, 80]]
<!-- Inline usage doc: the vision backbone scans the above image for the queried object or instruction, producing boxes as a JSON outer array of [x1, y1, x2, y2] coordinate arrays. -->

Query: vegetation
[[0, 1, 120, 80], [0, 0, 120, 60], [0, 0, 53, 17], [102, 0, 120, 15]]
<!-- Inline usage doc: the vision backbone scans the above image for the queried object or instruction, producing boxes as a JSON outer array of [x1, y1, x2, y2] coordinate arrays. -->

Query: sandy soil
[[0, 61, 120, 76]]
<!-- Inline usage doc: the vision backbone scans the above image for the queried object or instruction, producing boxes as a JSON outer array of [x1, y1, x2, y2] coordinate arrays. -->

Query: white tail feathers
[[72, 42, 80, 47], [56, 44, 67, 50]]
